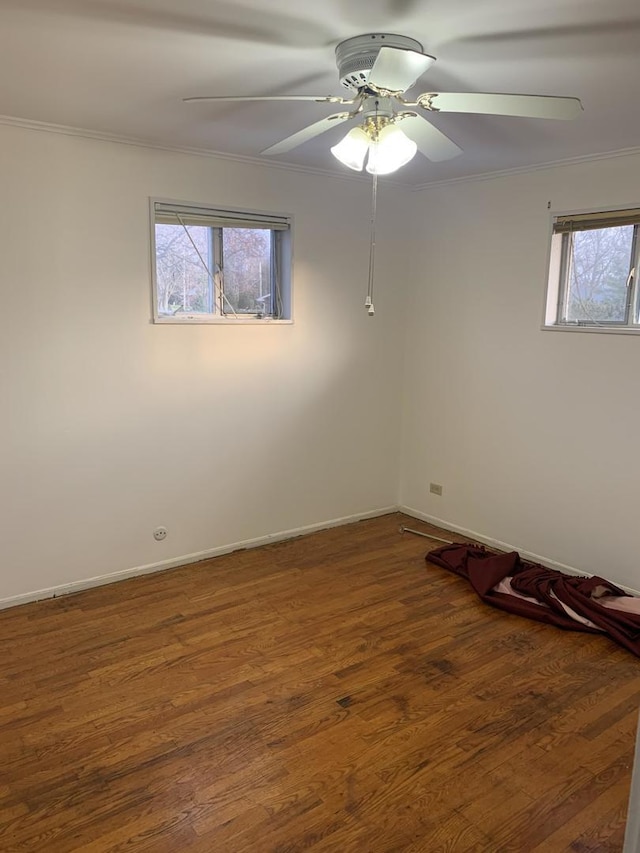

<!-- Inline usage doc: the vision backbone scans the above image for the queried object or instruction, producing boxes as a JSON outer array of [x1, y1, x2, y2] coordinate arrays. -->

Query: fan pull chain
[[366, 170, 378, 316]]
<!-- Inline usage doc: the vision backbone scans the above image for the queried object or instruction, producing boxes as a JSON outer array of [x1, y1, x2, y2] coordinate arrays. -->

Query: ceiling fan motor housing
[[335, 33, 424, 92]]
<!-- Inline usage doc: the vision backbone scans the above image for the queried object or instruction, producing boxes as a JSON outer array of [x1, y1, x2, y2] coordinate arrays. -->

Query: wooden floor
[[1, 514, 638, 852]]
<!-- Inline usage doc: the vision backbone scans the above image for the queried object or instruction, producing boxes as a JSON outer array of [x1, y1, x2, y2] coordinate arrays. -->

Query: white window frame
[[543, 204, 640, 335], [150, 198, 293, 324]]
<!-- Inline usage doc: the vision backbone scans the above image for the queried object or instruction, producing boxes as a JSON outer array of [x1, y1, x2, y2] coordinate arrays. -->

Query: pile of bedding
[[427, 544, 640, 656]]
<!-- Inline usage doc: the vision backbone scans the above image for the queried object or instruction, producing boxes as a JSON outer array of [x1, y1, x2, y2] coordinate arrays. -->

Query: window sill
[[153, 316, 293, 325], [542, 324, 640, 336]]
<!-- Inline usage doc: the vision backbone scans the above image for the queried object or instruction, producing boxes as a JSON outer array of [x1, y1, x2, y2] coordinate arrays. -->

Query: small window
[[151, 200, 292, 323], [545, 207, 640, 330]]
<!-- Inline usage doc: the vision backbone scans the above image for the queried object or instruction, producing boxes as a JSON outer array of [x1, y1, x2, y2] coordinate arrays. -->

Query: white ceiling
[[1, 0, 639, 185]]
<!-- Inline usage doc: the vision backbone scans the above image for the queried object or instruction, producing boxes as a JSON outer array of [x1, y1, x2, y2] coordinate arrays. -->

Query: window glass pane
[[222, 229, 272, 315], [565, 225, 634, 323], [155, 224, 212, 316]]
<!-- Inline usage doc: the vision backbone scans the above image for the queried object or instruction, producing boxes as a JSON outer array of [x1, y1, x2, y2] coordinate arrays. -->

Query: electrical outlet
[[153, 526, 168, 541], [429, 483, 443, 496]]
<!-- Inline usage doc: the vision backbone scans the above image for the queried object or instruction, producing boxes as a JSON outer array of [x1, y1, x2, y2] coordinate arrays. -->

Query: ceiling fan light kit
[[331, 118, 417, 175], [365, 122, 417, 175], [330, 126, 369, 171]]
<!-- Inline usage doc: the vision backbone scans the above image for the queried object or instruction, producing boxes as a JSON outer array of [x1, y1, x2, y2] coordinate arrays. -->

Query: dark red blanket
[[427, 543, 640, 657]]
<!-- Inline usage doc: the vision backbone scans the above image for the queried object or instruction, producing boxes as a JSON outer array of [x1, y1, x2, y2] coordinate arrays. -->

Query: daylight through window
[[545, 207, 640, 330], [151, 200, 291, 323]]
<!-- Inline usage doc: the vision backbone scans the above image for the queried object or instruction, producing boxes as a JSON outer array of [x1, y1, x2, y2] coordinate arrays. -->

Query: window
[[151, 200, 292, 323], [545, 207, 640, 331]]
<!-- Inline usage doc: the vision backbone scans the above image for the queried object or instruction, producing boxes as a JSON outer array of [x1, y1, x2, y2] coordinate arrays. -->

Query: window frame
[[543, 204, 640, 335], [150, 197, 293, 325]]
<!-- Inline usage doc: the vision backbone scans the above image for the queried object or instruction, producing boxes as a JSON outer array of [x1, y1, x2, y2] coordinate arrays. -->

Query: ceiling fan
[[185, 32, 583, 175]]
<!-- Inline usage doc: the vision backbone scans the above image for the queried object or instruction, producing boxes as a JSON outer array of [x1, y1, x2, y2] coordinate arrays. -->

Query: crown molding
[[4, 111, 633, 193], [410, 144, 640, 191], [0, 113, 408, 188]]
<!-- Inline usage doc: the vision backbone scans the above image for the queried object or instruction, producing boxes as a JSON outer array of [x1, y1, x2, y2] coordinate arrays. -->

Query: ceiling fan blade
[[261, 112, 352, 156], [387, 0, 425, 14], [3, 0, 338, 49], [441, 20, 640, 60], [368, 46, 435, 93], [415, 92, 583, 120], [184, 95, 353, 104], [397, 114, 462, 162]]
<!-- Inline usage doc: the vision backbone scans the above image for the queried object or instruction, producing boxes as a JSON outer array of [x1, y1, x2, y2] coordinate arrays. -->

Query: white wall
[[400, 151, 640, 590], [0, 123, 408, 603], [7, 119, 637, 607]]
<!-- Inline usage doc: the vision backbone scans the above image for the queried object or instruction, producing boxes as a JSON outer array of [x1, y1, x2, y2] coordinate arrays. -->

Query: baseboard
[[400, 505, 640, 598], [10, 504, 636, 611], [0, 505, 398, 611]]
